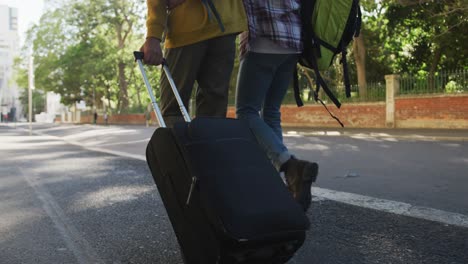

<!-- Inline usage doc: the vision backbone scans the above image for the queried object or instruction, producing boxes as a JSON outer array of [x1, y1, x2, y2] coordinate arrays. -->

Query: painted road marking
[[19, 168, 104, 264], [87, 144, 468, 229], [312, 187, 468, 228]]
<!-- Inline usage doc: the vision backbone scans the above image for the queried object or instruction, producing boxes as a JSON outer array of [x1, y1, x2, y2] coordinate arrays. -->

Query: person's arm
[[141, 0, 167, 65]]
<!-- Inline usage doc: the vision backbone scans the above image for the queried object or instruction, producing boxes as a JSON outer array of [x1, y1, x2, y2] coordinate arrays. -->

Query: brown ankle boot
[[284, 157, 319, 212]]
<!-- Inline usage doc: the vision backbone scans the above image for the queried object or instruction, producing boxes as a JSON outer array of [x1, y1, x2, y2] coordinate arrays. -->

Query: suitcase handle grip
[[133, 51, 191, 127]]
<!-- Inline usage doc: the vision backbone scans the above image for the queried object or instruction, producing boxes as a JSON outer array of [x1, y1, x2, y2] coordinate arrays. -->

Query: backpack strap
[[355, 5, 362, 38], [293, 66, 344, 127], [340, 1, 362, 98], [293, 59, 342, 108], [340, 44, 351, 98], [201, 0, 225, 32], [314, 92, 345, 128], [311, 65, 342, 109], [313, 70, 344, 127], [293, 67, 304, 107]]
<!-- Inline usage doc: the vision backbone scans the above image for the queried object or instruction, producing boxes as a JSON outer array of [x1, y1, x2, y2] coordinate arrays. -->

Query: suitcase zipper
[[185, 176, 198, 205]]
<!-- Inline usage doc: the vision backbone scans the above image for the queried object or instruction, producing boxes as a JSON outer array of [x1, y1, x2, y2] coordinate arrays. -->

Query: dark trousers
[[160, 34, 236, 127]]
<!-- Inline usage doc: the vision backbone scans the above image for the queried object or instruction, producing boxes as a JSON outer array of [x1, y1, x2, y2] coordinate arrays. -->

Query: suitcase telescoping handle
[[133, 51, 191, 128], [134, 52, 197, 206]]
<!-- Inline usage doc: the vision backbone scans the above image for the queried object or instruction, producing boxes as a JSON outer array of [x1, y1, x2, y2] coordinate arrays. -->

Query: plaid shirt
[[240, 0, 302, 56]]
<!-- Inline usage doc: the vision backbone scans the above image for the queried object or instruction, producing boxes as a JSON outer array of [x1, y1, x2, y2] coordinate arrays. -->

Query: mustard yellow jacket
[[146, 0, 248, 48]]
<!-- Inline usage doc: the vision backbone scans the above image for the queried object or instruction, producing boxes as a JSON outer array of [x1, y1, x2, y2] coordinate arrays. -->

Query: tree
[[349, 0, 388, 98], [96, 0, 145, 112], [385, 0, 467, 72], [14, 0, 147, 114]]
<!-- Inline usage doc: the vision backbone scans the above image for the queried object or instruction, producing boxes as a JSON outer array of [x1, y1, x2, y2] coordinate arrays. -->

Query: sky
[[0, 0, 45, 46]]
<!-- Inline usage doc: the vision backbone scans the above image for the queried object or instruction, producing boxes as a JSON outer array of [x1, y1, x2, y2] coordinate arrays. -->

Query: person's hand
[[140, 37, 163, 66], [167, 0, 186, 10]]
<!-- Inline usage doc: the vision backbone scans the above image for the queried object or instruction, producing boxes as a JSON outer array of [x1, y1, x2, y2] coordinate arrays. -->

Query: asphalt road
[[1, 123, 467, 264], [13, 123, 468, 215], [283, 131, 468, 216]]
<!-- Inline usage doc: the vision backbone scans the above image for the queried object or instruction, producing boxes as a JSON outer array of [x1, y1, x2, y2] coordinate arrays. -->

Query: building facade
[[0, 4, 20, 121]]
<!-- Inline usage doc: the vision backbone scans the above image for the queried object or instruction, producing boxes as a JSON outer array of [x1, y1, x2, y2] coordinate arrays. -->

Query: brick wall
[[72, 94, 468, 129], [110, 114, 147, 125], [396, 94, 468, 129], [228, 103, 386, 128]]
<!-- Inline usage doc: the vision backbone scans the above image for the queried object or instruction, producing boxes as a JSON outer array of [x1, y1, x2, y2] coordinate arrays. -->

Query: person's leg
[[237, 53, 318, 212], [235, 52, 292, 170], [160, 41, 208, 127], [195, 34, 236, 117], [261, 54, 298, 142], [263, 54, 319, 212]]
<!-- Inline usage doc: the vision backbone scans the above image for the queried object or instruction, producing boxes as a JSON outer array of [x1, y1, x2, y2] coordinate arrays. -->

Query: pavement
[[285, 126, 468, 141], [13, 122, 468, 140], [1, 122, 467, 264]]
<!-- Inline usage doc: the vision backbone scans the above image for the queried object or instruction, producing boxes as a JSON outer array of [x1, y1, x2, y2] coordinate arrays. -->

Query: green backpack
[[294, 0, 362, 125]]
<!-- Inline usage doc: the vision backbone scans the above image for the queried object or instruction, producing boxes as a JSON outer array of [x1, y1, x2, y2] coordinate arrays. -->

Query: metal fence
[[229, 69, 467, 106], [332, 83, 386, 103], [285, 69, 468, 104], [281, 82, 386, 105], [399, 69, 468, 95]]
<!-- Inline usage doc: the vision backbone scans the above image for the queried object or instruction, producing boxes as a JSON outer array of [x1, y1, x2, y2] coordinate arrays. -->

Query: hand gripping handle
[[133, 51, 191, 127]]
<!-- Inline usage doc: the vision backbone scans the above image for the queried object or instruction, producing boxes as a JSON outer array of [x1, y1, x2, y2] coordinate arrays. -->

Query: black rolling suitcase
[[134, 52, 310, 264]]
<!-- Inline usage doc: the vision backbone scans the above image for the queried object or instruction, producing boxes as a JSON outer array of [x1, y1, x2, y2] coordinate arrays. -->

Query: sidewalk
[[2, 122, 468, 141], [284, 127, 468, 141]]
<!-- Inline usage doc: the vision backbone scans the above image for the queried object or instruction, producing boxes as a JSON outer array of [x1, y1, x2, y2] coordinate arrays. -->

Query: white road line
[[96, 138, 151, 147], [14, 126, 147, 161], [99, 145, 468, 229], [312, 187, 468, 228], [85, 146, 146, 161], [19, 168, 104, 264]]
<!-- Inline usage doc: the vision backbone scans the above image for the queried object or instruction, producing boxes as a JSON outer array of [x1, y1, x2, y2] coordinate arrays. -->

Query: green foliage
[[18, 90, 46, 117], [400, 69, 468, 94], [371, 0, 467, 73], [445, 81, 463, 93], [12, 57, 28, 89], [14, 0, 146, 113], [12, 0, 467, 113]]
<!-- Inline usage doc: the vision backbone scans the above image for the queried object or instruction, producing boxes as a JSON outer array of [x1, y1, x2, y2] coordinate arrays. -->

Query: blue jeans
[[236, 52, 298, 170]]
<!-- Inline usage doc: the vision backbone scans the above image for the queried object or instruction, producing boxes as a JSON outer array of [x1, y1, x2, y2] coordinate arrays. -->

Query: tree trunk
[[106, 84, 112, 112], [113, 2, 133, 113], [353, 34, 367, 99], [118, 61, 129, 112], [131, 71, 143, 111]]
